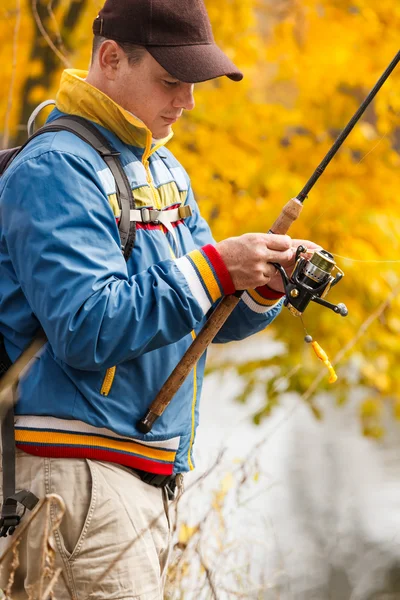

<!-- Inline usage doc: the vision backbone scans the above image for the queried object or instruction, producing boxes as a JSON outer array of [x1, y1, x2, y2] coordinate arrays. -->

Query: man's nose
[[173, 84, 195, 111]]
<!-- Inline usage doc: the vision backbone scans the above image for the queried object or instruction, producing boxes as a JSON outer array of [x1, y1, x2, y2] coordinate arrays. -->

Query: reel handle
[[331, 271, 344, 288], [312, 296, 348, 316]]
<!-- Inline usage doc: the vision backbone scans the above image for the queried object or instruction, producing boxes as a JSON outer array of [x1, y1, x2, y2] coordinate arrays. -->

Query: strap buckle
[[133, 469, 176, 495], [0, 490, 40, 537], [0, 513, 21, 537], [178, 205, 193, 219], [140, 208, 161, 224], [138, 472, 176, 487]]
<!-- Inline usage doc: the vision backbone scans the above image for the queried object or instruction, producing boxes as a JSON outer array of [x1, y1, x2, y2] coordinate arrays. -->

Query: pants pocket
[[45, 457, 96, 561]]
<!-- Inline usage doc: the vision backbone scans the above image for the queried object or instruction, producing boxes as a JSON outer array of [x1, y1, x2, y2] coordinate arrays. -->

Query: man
[[0, 0, 316, 597]]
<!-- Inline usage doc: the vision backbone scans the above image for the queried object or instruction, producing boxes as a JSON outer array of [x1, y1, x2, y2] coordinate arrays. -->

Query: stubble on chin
[[153, 126, 172, 140]]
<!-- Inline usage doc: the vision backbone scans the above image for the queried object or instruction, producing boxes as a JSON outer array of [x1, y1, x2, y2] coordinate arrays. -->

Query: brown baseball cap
[[92, 0, 243, 84]]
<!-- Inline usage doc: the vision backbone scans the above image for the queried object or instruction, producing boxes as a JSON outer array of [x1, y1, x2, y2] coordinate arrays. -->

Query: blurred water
[[181, 337, 400, 599]]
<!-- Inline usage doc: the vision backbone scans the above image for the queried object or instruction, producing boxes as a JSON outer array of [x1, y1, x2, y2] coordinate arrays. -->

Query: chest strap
[[130, 205, 192, 256]]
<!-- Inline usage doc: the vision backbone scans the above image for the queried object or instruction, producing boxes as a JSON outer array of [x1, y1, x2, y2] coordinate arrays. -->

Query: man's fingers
[[290, 239, 321, 251], [265, 234, 292, 251], [262, 263, 279, 279], [216, 233, 321, 290], [265, 248, 294, 264]]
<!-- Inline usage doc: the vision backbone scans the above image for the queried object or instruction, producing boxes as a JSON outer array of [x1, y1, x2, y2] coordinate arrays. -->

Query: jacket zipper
[[100, 150, 165, 398], [143, 159, 161, 209], [99, 132, 173, 400], [101, 150, 153, 398], [100, 366, 116, 396]]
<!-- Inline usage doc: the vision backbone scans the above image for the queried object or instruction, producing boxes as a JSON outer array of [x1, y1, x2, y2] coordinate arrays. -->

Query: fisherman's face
[[114, 50, 195, 139]]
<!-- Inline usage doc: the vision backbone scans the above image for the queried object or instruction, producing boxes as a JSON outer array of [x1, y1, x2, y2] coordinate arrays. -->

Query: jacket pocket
[[100, 366, 116, 396]]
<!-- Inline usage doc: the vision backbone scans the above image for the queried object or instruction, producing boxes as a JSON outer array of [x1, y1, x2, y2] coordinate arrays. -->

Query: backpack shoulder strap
[[42, 116, 136, 260], [30, 116, 136, 261], [7, 116, 136, 261], [0, 148, 22, 175]]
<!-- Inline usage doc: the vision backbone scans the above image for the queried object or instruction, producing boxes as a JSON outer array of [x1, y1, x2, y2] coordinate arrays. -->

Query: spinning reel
[[274, 246, 348, 318]]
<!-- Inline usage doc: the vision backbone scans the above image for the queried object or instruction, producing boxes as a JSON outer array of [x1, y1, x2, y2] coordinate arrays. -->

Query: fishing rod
[[138, 49, 400, 434]]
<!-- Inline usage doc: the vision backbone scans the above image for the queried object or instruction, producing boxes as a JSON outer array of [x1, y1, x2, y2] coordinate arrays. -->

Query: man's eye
[[163, 80, 179, 87]]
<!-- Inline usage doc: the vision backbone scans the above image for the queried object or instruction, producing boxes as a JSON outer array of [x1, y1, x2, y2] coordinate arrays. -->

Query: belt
[[131, 468, 178, 500]]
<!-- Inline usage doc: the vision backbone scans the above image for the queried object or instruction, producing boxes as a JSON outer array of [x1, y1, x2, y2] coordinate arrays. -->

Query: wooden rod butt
[[137, 294, 241, 431]]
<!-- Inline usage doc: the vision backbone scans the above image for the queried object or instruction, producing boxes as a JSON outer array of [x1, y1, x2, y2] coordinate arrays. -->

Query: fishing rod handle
[[137, 293, 241, 433], [138, 198, 304, 433], [268, 197, 303, 234]]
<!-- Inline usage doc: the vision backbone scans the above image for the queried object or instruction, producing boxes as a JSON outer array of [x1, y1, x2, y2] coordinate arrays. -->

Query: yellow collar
[[55, 69, 173, 159]]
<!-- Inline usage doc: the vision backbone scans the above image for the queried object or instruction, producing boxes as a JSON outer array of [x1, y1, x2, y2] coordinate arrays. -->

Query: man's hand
[[216, 234, 320, 293], [215, 233, 294, 290], [266, 238, 321, 293]]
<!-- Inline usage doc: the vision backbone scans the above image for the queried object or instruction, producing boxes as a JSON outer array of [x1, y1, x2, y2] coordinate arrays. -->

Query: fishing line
[[355, 133, 387, 164], [308, 133, 389, 229], [330, 253, 400, 264]]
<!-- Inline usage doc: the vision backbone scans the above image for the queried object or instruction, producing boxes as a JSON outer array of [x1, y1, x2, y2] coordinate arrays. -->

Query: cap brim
[[147, 43, 243, 84]]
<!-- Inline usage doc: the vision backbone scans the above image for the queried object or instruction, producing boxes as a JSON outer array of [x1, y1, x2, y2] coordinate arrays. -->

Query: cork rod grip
[[137, 294, 241, 433], [268, 197, 303, 235]]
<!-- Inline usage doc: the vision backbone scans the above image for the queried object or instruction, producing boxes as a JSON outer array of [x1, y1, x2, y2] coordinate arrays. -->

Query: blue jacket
[[0, 70, 282, 474]]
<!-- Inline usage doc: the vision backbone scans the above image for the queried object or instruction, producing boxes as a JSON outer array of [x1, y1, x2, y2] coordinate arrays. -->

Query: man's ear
[[98, 40, 123, 80]]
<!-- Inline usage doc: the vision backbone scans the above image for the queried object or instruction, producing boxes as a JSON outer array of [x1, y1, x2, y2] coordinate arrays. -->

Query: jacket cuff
[[255, 285, 285, 300], [175, 244, 235, 315], [241, 285, 284, 314]]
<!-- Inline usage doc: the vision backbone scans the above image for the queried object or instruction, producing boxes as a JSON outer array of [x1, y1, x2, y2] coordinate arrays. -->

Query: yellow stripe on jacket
[[15, 429, 176, 462]]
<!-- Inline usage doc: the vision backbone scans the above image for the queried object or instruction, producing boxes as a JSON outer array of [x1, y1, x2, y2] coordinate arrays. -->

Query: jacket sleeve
[[183, 186, 284, 343], [0, 149, 235, 370]]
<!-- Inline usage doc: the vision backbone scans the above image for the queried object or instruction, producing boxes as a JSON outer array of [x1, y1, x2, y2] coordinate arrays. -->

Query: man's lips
[[162, 116, 180, 124]]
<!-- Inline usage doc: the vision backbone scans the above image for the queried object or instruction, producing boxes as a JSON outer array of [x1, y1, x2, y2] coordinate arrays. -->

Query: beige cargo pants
[[0, 449, 173, 600]]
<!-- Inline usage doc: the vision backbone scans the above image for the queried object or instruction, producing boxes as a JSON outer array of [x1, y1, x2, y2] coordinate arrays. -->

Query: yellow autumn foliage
[[178, 523, 200, 549], [1, 0, 400, 433]]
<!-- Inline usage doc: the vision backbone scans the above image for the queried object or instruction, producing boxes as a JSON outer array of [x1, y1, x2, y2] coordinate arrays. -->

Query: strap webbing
[[0, 335, 45, 536], [0, 401, 38, 537], [129, 205, 192, 223], [129, 205, 193, 257], [2, 405, 16, 508]]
